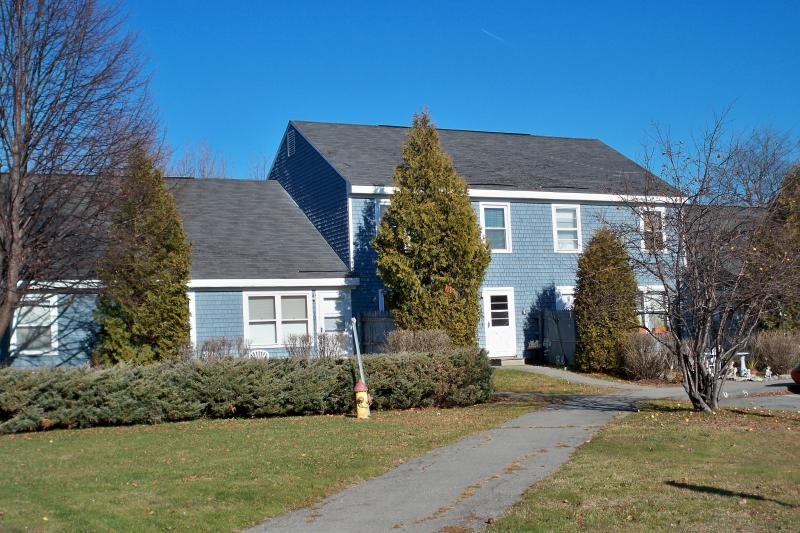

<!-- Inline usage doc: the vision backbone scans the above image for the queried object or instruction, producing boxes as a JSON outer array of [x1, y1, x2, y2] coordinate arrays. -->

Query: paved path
[[246, 367, 798, 533]]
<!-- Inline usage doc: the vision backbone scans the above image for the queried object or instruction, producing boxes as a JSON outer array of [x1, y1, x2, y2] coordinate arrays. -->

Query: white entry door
[[483, 288, 517, 357]]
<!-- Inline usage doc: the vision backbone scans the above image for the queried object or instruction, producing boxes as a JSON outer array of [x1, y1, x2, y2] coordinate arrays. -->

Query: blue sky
[[126, 0, 800, 178]]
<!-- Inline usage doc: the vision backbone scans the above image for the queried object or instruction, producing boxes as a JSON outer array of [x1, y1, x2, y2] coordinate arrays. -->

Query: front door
[[483, 288, 517, 357]]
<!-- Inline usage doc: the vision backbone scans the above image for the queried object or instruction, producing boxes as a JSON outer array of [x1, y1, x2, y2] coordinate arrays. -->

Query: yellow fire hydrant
[[354, 379, 371, 419]]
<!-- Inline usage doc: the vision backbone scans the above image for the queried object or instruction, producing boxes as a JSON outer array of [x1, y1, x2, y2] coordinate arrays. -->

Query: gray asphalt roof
[[168, 178, 350, 280], [291, 120, 676, 196]]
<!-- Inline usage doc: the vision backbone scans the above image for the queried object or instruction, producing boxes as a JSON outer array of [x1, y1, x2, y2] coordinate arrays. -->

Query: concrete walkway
[[246, 367, 798, 533]]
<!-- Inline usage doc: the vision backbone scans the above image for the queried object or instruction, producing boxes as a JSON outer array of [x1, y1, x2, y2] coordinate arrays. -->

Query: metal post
[[352, 317, 365, 384]]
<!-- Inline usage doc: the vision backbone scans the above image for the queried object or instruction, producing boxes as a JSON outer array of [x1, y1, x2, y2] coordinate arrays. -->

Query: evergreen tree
[[573, 228, 639, 372], [93, 153, 192, 364], [373, 112, 491, 346]]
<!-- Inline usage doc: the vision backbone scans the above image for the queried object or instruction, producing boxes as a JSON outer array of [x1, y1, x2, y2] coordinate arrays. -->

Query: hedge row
[[0, 349, 492, 434]]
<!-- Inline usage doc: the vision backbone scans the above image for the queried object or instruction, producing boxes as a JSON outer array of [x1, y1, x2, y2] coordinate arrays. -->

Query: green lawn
[[493, 368, 614, 395], [0, 398, 543, 532], [490, 401, 800, 532]]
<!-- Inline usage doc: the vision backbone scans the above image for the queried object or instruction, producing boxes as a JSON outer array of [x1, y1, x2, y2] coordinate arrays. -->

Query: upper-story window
[[12, 296, 58, 355], [480, 202, 512, 253], [641, 208, 666, 252], [374, 199, 391, 230], [552, 205, 582, 253]]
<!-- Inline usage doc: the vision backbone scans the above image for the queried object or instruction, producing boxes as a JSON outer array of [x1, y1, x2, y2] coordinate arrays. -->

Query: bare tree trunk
[[611, 113, 799, 411]]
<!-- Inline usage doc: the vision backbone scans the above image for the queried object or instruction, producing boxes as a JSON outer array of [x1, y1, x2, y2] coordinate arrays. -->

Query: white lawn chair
[[248, 349, 270, 359]]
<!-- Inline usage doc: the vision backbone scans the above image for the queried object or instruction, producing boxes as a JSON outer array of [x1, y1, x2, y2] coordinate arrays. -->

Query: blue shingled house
[[4, 178, 357, 368], [267, 121, 675, 360], [5, 120, 675, 368]]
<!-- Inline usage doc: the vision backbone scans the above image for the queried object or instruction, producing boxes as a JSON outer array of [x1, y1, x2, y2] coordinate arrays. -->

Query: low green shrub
[[384, 329, 453, 353], [0, 349, 492, 434]]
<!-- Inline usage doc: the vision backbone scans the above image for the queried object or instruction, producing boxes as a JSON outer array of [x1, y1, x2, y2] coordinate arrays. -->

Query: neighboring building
[[268, 121, 675, 359], [3, 178, 357, 367]]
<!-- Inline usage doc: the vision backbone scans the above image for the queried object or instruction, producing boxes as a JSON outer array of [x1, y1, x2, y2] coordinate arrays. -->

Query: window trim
[[11, 295, 59, 356], [374, 198, 391, 231], [640, 207, 667, 253], [551, 204, 582, 253], [637, 285, 669, 332], [377, 289, 386, 313], [315, 290, 351, 334], [479, 202, 512, 253], [242, 291, 313, 348], [554, 285, 575, 310]]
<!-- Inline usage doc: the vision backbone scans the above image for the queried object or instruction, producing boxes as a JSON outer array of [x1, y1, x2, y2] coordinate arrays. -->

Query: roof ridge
[[290, 120, 599, 142]]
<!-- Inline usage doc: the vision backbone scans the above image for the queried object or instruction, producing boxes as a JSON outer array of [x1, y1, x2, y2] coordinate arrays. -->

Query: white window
[[638, 288, 668, 332], [480, 202, 512, 253], [244, 293, 311, 347], [318, 292, 348, 333], [12, 296, 58, 355], [377, 289, 386, 312], [375, 199, 391, 230], [555, 286, 575, 310], [641, 208, 666, 252], [552, 205, 582, 252]]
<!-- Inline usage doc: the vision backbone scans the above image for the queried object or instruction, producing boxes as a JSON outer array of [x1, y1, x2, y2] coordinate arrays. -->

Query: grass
[[490, 401, 800, 532], [0, 398, 544, 532], [493, 368, 614, 395]]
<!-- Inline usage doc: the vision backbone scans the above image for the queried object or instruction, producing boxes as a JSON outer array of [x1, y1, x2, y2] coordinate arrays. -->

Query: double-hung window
[[641, 208, 666, 252], [13, 296, 58, 355], [245, 293, 310, 347], [637, 288, 668, 333], [480, 202, 511, 253], [552, 205, 581, 252], [375, 199, 391, 229]]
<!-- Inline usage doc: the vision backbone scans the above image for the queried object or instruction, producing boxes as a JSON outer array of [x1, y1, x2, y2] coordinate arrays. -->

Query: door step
[[489, 358, 525, 367]]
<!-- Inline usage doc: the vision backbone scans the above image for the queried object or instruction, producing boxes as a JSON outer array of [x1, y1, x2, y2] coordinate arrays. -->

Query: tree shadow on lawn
[[665, 480, 797, 508], [725, 408, 799, 423], [495, 392, 641, 413]]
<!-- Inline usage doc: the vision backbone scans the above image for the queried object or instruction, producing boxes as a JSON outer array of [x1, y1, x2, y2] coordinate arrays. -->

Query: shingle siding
[[9, 294, 96, 368], [193, 288, 352, 359], [350, 197, 385, 318], [194, 291, 244, 346], [269, 124, 351, 265], [478, 202, 628, 354], [350, 196, 659, 355]]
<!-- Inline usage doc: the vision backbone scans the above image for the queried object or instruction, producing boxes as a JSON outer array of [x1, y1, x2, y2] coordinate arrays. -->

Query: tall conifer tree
[[573, 228, 639, 372], [93, 153, 191, 364], [373, 112, 491, 346]]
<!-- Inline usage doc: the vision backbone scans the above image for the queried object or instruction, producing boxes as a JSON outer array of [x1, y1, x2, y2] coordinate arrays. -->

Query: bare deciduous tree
[[613, 116, 799, 412], [0, 0, 157, 364], [248, 155, 271, 180], [170, 140, 228, 178]]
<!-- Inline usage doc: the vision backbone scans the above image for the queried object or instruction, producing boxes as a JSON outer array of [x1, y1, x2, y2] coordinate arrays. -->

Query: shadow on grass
[[726, 408, 779, 419], [665, 481, 797, 508], [635, 401, 692, 414], [493, 392, 639, 413]]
